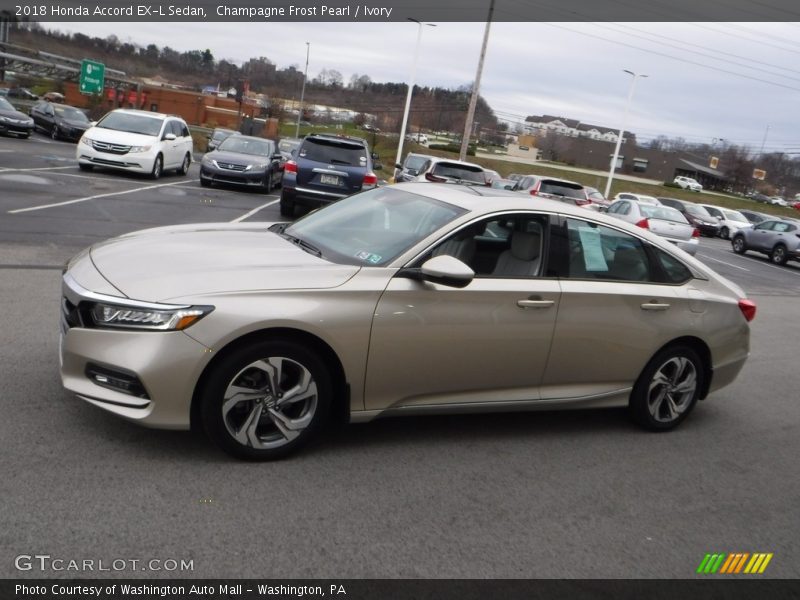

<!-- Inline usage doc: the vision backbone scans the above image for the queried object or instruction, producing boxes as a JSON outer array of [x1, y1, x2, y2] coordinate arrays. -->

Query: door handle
[[517, 299, 555, 309], [641, 302, 670, 311]]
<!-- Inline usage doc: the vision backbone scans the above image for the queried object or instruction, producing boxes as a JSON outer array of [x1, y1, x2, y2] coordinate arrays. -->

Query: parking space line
[[230, 198, 280, 223], [0, 165, 75, 173], [8, 180, 198, 214], [697, 254, 750, 271]]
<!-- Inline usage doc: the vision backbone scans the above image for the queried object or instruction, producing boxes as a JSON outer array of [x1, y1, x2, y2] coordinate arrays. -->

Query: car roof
[[109, 108, 176, 121], [305, 133, 368, 146], [428, 157, 484, 169]]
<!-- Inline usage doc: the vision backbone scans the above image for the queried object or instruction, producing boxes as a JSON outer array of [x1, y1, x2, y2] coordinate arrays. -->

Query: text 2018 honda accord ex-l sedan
[[60, 184, 755, 459]]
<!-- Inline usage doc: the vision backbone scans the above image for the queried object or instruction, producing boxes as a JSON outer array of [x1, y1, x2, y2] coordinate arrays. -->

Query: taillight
[[635, 218, 650, 229], [738, 299, 756, 322], [425, 172, 446, 183], [692, 228, 700, 238], [363, 172, 377, 186], [575, 198, 591, 206], [284, 160, 298, 174]]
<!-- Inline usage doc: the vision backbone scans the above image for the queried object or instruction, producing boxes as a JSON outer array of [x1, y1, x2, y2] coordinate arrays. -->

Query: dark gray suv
[[280, 134, 377, 217]]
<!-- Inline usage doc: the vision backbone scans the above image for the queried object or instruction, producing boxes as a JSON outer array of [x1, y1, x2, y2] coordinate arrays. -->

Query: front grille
[[216, 162, 247, 172], [91, 140, 131, 155]]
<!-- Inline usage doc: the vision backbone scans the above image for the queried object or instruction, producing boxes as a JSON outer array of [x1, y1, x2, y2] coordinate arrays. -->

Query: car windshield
[[299, 138, 366, 166], [641, 205, 689, 224], [685, 204, 713, 217], [540, 181, 584, 199], [212, 130, 234, 142], [96, 112, 163, 136], [723, 210, 748, 223], [283, 187, 466, 266], [431, 162, 485, 183], [0, 97, 15, 111], [218, 136, 272, 156], [54, 106, 89, 122]]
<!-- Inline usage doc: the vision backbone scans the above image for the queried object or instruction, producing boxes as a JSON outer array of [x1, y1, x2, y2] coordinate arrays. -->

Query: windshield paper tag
[[356, 251, 382, 264]]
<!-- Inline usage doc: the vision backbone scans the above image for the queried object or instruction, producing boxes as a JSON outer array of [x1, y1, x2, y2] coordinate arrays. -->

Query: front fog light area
[[85, 363, 149, 398], [90, 303, 213, 331]]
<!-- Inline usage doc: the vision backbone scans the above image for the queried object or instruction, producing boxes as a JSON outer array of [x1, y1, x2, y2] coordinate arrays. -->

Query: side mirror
[[400, 255, 475, 288], [164, 133, 177, 141], [395, 162, 403, 169]]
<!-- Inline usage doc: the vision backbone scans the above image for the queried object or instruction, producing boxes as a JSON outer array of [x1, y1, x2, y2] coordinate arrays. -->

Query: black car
[[658, 197, 721, 237], [30, 101, 91, 141], [0, 97, 34, 138], [280, 133, 378, 217], [199, 135, 284, 192], [7, 87, 38, 101], [738, 209, 774, 225], [206, 127, 237, 152]]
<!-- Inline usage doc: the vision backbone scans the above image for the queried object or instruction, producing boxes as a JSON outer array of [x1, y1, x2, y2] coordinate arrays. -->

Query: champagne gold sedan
[[59, 184, 755, 459]]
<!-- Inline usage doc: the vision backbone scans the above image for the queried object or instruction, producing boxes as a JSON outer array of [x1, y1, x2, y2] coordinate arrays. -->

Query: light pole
[[295, 42, 310, 138], [394, 18, 436, 179], [603, 69, 647, 199]]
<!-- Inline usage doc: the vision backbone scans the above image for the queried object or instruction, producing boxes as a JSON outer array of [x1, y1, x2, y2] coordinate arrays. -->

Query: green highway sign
[[79, 59, 105, 94]]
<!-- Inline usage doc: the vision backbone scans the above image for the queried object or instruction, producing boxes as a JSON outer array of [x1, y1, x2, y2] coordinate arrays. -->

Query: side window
[[419, 214, 548, 279], [755, 222, 774, 231], [654, 248, 692, 284], [773, 222, 789, 233], [180, 123, 190, 137], [170, 121, 183, 137], [618, 202, 631, 215], [565, 218, 652, 282]]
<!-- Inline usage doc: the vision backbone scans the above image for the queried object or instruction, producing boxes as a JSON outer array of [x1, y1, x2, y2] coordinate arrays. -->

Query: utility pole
[[459, 0, 494, 161], [295, 42, 310, 138], [759, 124, 770, 157]]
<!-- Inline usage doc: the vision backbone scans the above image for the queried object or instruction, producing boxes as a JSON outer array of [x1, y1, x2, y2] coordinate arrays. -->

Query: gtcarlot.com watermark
[[15, 554, 194, 573]]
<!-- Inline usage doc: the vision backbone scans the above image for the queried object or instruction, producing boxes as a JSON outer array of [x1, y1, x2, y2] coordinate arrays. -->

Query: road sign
[[79, 59, 105, 95]]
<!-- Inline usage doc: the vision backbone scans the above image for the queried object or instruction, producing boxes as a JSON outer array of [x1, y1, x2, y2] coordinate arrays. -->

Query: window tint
[[565, 218, 652, 282], [299, 138, 367, 166], [654, 248, 692, 284], [539, 181, 584, 199], [773, 222, 790, 233], [430, 162, 486, 183], [755, 222, 775, 231]]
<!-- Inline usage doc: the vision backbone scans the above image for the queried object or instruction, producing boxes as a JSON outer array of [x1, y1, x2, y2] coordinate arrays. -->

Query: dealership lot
[[1, 134, 799, 578]]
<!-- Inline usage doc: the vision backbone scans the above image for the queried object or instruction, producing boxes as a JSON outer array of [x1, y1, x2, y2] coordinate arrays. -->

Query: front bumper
[[76, 143, 157, 174], [0, 120, 33, 136], [695, 223, 720, 237], [60, 273, 212, 429]]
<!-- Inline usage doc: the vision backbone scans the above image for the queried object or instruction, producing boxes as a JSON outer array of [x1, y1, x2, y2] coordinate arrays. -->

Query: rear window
[[540, 180, 584, 199], [641, 205, 689, 224], [299, 138, 367, 166], [404, 155, 429, 170], [430, 162, 485, 183]]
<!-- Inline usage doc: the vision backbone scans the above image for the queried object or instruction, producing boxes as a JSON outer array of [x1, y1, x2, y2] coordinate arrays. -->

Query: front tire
[[771, 244, 788, 265], [51, 126, 59, 140], [150, 154, 163, 180], [629, 345, 704, 431], [200, 340, 332, 460], [732, 236, 747, 254], [262, 171, 273, 194]]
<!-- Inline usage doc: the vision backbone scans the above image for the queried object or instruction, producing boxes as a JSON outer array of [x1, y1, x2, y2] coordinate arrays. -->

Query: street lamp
[[295, 42, 310, 138], [603, 69, 647, 199], [394, 18, 436, 179]]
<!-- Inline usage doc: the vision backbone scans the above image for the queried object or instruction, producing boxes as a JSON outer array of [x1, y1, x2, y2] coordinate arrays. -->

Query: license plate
[[320, 174, 340, 186]]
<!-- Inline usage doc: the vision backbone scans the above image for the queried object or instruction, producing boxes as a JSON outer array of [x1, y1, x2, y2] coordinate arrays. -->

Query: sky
[[39, 20, 800, 154]]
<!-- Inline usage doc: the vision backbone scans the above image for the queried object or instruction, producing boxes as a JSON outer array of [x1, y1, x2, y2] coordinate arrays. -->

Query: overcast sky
[[41, 21, 800, 153]]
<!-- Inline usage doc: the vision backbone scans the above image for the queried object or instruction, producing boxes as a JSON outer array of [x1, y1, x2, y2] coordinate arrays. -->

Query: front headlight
[[79, 135, 93, 146], [245, 163, 269, 171], [129, 145, 152, 153], [89, 302, 214, 331]]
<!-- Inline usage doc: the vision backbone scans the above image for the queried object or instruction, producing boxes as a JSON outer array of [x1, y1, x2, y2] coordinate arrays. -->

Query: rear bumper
[[281, 184, 350, 208]]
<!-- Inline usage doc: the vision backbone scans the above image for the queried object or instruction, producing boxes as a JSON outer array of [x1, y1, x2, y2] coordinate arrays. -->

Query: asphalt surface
[[1, 132, 798, 579]]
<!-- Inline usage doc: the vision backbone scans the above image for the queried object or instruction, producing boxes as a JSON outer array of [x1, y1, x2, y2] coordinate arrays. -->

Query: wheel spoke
[[232, 403, 263, 447], [222, 384, 264, 417], [266, 408, 310, 442], [251, 358, 283, 396], [278, 369, 316, 407], [673, 371, 697, 395], [648, 386, 668, 417], [663, 393, 678, 420]]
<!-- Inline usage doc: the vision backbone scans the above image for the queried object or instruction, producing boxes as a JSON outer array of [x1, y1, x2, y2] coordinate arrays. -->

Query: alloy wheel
[[646, 356, 697, 424], [221, 356, 318, 450]]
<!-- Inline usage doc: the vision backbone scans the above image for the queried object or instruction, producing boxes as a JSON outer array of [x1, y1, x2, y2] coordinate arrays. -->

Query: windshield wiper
[[278, 232, 323, 258]]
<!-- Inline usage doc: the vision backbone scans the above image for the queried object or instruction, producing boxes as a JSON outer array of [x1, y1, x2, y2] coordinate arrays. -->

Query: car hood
[[0, 108, 31, 121], [84, 126, 158, 145], [206, 150, 265, 166], [58, 117, 90, 129], [88, 223, 360, 302]]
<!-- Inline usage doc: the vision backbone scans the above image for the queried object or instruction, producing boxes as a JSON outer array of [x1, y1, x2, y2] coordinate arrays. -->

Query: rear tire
[[177, 153, 190, 176], [200, 340, 332, 460], [770, 244, 788, 265], [279, 192, 295, 218], [629, 345, 704, 431]]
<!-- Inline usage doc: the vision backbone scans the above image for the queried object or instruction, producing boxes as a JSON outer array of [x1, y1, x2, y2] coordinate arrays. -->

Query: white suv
[[674, 176, 703, 192], [77, 109, 193, 179]]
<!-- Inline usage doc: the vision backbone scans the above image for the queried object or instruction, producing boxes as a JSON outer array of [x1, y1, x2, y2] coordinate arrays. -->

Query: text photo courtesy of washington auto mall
[[0, 1, 799, 599]]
